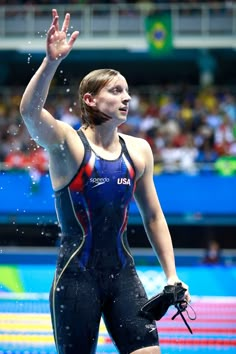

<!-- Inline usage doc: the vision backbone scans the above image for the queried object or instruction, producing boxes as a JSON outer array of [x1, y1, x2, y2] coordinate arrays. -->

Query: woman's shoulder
[[118, 133, 154, 178], [119, 132, 152, 152], [119, 132, 149, 145]]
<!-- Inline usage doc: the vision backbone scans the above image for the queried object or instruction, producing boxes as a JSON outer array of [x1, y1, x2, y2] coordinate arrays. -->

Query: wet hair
[[78, 68, 120, 127]]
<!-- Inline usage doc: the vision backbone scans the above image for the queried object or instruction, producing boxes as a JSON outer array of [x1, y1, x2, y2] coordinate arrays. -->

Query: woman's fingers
[[51, 9, 59, 32], [185, 291, 191, 304], [67, 31, 80, 47], [46, 9, 79, 60], [50, 11, 73, 39], [47, 25, 56, 46], [61, 13, 70, 33]]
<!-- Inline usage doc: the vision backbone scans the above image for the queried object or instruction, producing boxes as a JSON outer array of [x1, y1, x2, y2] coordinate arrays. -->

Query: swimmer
[[20, 9, 191, 354]]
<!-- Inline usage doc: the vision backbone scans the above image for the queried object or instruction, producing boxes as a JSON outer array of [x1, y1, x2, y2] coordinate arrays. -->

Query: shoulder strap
[[119, 135, 131, 156], [77, 129, 90, 150], [118, 135, 136, 173]]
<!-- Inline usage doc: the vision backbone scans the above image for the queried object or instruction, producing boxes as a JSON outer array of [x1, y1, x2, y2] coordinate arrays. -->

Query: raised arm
[[20, 9, 79, 149], [134, 140, 191, 302]]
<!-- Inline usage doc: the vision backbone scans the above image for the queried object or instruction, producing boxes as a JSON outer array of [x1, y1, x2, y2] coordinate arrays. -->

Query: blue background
[[0, 172, 235, 223]]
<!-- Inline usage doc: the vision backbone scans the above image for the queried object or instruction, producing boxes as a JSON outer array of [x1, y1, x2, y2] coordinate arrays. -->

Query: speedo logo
[[117, 178, 131, 185], [90, 177, 110, 188]]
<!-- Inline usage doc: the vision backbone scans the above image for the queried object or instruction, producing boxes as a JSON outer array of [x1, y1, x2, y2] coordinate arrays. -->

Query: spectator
[[159, 136, 181, 173], [214, 113, 234, 155], [220, 92, 236, 125], [178, 133, 198, 174], [202, 240, 222, 265], [195, 139, 218, 173]]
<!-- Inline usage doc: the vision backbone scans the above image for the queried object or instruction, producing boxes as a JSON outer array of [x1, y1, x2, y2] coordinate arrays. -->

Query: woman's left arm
[[134, 139, 191, 302]]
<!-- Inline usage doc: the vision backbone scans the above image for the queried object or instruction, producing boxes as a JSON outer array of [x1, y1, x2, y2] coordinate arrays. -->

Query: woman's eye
[[110, 87, 122, 94], [108, 86, 129, 95]]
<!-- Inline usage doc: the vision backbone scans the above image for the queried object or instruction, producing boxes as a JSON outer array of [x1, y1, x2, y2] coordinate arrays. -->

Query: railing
[[1, 169, 235, 226], [0, 161, 217, 174], [0, 2, 236, 50]]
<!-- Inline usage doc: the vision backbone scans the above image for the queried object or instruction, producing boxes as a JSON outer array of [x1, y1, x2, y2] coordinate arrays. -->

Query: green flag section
[[0, 265, 24, 292], [215, 156, 236, 176], [145, 14, 173, 56]]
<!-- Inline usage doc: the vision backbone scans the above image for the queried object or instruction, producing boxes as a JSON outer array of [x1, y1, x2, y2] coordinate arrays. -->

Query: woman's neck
[[81, 125, 119, 149]]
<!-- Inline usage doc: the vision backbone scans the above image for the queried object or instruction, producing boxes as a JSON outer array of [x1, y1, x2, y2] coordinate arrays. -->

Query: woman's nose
[[123, 92, 131, 102]]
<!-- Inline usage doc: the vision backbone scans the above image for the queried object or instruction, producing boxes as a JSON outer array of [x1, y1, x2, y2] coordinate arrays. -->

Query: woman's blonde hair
[[78, 68, 120, 127]]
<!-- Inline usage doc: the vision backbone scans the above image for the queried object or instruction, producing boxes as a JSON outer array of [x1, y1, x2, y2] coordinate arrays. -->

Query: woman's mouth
[[119, 106, 128, 113]]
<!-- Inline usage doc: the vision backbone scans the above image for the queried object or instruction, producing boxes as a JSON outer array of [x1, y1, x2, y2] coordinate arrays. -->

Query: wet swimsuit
[[50, 129, 159, 353]]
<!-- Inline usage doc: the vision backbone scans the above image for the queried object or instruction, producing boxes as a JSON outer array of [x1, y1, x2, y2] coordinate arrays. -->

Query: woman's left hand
[[167, 276, 191, 303]]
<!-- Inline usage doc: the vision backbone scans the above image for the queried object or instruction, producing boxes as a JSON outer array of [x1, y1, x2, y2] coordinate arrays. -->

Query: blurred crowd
[[121, 85, 236, 175], [0, 0, 232, 6], [1, 83, 236, 177]]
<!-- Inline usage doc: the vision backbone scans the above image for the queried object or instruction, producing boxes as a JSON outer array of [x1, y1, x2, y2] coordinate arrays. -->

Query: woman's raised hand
[[46, 9, 79, 62]]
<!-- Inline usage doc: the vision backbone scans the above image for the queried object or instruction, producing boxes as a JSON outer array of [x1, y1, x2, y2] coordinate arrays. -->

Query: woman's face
[[93, 74, 131, 124]]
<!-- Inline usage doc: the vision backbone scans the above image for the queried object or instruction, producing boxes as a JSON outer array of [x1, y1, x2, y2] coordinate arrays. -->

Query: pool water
[[0, 250, 235, 354]]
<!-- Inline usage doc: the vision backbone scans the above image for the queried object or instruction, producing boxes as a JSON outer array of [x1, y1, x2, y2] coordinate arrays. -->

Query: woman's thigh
[[103, 266, 159, 354], [49, 269, 102, 354]]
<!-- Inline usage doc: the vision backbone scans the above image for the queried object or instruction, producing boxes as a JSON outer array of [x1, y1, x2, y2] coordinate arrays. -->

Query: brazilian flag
[[145, 14, 173, 56]]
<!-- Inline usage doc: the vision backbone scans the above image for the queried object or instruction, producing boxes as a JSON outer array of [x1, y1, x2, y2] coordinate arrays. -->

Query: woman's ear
[[83, 93, 96, 107]]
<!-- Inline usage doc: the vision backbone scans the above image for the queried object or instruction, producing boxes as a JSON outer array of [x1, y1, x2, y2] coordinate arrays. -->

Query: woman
[[20, 9, 190, 354]]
